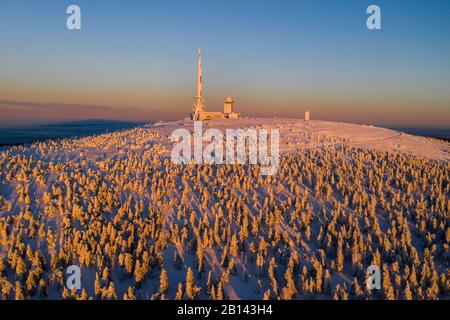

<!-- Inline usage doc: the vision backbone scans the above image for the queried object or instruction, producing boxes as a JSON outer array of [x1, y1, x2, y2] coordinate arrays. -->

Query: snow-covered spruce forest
[[0, 120, 448, 300]]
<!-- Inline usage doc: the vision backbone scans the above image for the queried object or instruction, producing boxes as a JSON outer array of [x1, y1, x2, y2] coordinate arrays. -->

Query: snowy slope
[[0, 118, 448, 300]]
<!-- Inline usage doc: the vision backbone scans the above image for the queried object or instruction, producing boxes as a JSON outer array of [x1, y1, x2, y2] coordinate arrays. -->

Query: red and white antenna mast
[[193, 48, 205, 120]]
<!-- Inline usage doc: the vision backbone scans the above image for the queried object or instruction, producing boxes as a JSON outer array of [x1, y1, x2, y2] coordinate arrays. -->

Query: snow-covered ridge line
[[1, 118, 448, 162]]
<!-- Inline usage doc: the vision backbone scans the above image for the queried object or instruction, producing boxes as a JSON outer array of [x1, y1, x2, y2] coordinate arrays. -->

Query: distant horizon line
[[0, 98, 449, 129], [0, 117, 449, 130]]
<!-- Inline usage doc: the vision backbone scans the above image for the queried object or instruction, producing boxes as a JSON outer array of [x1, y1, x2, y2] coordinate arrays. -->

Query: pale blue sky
[[0, 0, 449, 126]]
